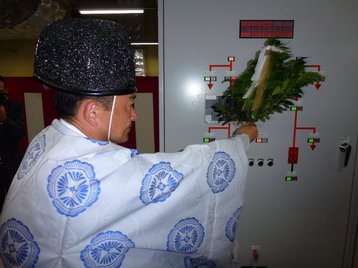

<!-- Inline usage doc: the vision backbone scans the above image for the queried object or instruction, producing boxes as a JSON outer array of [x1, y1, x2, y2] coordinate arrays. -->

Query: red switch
[[252, 247, 259, 262], [288, 147, 299, 164]]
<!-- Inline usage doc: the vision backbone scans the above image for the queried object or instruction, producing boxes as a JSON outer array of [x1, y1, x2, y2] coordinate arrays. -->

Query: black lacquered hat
[[34, 18, 136, 96]]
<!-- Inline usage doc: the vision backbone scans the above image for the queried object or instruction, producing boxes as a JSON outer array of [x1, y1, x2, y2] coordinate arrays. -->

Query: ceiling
[[0, 0, 158, 42]]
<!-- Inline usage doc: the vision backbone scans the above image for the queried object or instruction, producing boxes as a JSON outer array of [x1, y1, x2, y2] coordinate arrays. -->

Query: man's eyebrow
[[130, 94, 137, 100]]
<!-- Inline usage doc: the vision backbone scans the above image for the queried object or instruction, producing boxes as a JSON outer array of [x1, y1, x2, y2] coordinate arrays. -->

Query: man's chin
[[115, 135, 130, 145], [112, 129, 131, 144]]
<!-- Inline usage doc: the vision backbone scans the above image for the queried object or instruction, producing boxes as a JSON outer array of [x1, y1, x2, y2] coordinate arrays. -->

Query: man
[[0, 75, 25, 210], [0, 19, 257, 267]]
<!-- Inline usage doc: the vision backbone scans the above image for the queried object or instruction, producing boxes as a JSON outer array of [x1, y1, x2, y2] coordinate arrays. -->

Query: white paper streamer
[[243, 45, 284, 99]]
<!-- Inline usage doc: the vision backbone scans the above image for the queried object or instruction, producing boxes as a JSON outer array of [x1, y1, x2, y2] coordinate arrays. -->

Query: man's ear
[[82, 100, 102, 127]]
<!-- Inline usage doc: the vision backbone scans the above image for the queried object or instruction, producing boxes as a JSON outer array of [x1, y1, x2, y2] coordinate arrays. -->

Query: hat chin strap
[[107, 96, 117, 141]]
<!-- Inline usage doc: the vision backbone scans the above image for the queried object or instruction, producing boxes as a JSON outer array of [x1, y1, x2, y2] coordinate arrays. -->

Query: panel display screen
[[240, 20, 294, 38]]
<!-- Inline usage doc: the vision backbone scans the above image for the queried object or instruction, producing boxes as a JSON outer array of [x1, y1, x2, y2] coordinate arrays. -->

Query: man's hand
[[233, 124, 258, 142], [0, 105, 7, 122]]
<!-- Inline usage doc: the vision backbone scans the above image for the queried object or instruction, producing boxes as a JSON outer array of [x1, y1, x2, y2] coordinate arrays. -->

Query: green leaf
[[272, 86, 282, 96]]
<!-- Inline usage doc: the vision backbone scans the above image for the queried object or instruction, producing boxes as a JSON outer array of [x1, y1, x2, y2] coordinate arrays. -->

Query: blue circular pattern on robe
[[206, 151, 236, 193], [0, 218, 40, 267], [140, 161, 184, 204], [17, 134, 46, 180], [85, 137, 109, 145], [225, 207, 241, 242], [130, 148, 141, 158], [184, 256, 216, 267], [47, 160, 100, 217], [167, 218, 205, 254], [80, 230, 135, 268]]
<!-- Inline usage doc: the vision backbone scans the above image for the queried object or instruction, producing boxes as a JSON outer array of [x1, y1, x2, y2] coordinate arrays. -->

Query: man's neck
[[60, 118, 87, 137]]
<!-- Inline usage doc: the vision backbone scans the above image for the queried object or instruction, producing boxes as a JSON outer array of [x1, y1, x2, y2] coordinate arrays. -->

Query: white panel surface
[[24, 92, 44, 142]]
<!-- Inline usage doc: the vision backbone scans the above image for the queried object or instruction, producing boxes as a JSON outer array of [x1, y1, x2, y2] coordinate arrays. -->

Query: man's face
[[0, 81, 8, 105], [0, 81, 5, 91], [108, 93, 137, 144]]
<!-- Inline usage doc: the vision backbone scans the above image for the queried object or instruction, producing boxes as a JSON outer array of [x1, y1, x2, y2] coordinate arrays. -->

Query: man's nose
[[131, 108, 137, 121]]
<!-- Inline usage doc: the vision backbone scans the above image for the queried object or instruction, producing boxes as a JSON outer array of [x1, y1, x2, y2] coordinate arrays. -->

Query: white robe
[[0, 119, 249, 268]]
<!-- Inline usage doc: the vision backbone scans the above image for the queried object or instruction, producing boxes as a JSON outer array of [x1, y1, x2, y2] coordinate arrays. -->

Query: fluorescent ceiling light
[[131, 42, 158, 46], [79, 9, 144, 15]]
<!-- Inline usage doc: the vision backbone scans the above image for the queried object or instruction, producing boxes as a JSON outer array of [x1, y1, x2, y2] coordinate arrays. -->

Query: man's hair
[[54, 91, 114, 119]]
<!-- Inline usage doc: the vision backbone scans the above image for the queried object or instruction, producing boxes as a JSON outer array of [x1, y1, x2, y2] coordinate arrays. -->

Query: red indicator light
[[228, 56, 235, 62], [224, 76, 237, 81]]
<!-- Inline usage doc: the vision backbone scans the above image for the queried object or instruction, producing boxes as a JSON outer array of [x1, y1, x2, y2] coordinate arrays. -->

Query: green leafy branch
[[212, 38, 324, 125]]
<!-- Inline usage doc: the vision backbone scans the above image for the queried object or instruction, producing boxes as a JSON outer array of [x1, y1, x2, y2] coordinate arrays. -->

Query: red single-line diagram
[[208, 125, 232, 138], [206, 56, 235, 90], [306, 64, 322, 90], [288, 64, 323, 172], [205, 56, 236, 138]]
